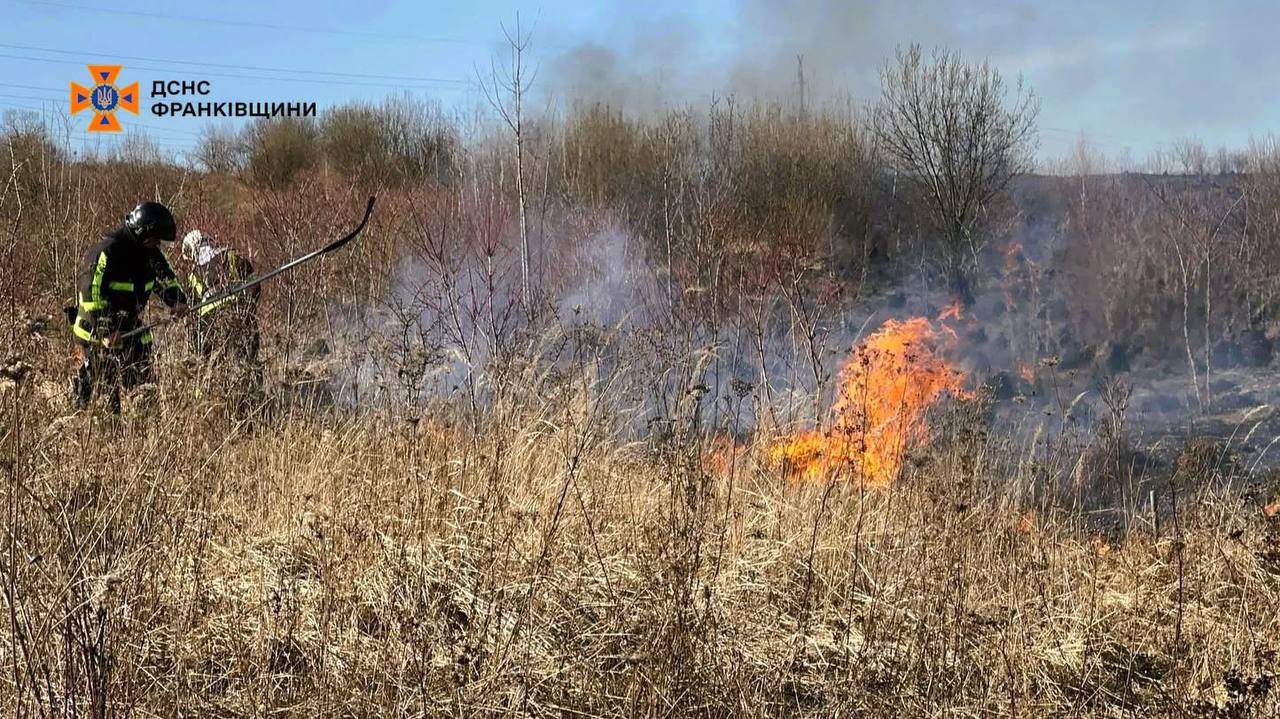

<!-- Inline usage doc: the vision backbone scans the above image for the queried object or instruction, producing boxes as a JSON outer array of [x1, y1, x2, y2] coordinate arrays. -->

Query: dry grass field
[[5, 75, 1280, 717], [5, 311, 1280, 717]]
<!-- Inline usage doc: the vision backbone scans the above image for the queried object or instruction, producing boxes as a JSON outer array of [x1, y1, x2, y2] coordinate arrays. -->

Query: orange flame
[[938, 301, 964, 323], [768, 317, 969, 486], [704, 436, 746, 475], [1089, 534, 1112, 556], [1004, 241, 1026, 273], [1017, 363, 1035, 384]]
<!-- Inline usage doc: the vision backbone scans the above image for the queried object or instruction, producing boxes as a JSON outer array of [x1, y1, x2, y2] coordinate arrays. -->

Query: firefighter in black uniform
[[70, 201, 187, 413]]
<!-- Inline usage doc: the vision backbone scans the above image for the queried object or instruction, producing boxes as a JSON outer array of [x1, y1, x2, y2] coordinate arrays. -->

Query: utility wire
[[0, 92, 61, 104], [8, 0, 484, 46], [0, 41, 470, 85], [0, 99, 56, 114], [0, 81, 64, 94], [0, 105, 204, 150], [0, 52, 472, 91], [0, 98, 210, 138]]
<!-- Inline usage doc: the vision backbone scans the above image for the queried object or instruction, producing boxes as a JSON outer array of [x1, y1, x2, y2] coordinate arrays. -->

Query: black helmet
[[124, 201, 176, 242]]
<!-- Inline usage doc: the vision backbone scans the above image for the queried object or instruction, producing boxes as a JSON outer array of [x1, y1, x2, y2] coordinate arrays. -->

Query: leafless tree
[[1145, 148, 1174, 175], [1211, 145, 1247, 175], [480, 15, 536, 314], [194, 124, 245, 174], [1146, 176, 1247, 412], [872, 44, 1038, 300], [1173, 136, 1208, 175]]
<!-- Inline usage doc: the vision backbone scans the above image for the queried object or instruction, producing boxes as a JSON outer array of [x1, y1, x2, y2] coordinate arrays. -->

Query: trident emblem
[[70, 65, 139, 132]]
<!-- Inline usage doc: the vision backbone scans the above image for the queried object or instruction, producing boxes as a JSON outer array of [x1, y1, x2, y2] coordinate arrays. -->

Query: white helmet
[[181, 230, 225, 265]]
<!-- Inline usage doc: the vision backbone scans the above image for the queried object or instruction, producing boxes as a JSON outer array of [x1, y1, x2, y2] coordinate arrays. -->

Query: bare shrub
[[195, 124, 246, 174], [244, 117, 320, 189], [1174, 136, 1209, 175], [377, 94, 457, 186], [319, 97, 457, 188], [320, 104, 387, 182], [872, 43, 1039, 299]]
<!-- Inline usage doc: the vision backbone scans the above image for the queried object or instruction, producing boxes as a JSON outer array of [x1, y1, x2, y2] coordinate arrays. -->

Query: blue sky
[[2, 0, 1276, 165]]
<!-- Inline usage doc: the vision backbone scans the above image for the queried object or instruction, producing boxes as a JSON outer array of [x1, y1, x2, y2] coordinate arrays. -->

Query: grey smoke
[[539, 0, 1280, 157]]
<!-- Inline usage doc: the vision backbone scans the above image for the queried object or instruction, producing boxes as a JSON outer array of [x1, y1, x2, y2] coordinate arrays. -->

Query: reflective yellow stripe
[[73, 314, 148, 348], [89, 251, 107, 307], [72, 318, 96, 342], [107, 281, 135, 291], [198, 297, 234, 316], [78, 292, 105, 312], [189, 271, 227, 314], [72, 316, 111, 346], [144, 280, 155, 292]]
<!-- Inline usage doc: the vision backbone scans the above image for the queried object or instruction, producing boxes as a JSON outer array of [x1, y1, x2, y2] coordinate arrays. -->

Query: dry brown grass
[[6, 101, 1280, 719], [4, 324, 1280, 717]]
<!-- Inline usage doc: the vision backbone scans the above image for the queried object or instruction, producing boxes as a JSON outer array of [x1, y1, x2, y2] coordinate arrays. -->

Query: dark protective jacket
[[72, 227, 187, 347]]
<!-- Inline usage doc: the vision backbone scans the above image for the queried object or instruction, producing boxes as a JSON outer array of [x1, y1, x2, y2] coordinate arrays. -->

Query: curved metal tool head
[[326, 196, 377, 253]]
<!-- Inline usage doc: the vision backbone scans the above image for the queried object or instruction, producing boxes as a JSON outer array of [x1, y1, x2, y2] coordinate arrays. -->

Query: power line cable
[[0, 52, 472, 91], [0, 106, 203, 151], [0, 98, 213, 138], [0, 81, 63, 94], [0, 92, 62, 104], [9, 0, 484, 46], [0, 102, 193, 145], [0, 41, 470, 85], [0, 99, 54, 114]]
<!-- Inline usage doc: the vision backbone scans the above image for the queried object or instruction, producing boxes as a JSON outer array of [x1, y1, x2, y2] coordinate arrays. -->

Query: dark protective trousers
[[71, 337, 153, 414]]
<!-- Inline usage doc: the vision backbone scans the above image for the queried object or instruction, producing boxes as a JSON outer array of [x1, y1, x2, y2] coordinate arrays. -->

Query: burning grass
[[768, 315, 970, 486]]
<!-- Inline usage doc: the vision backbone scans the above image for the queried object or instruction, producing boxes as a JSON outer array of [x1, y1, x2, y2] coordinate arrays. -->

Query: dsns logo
[[69, 64, 139, 132]]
